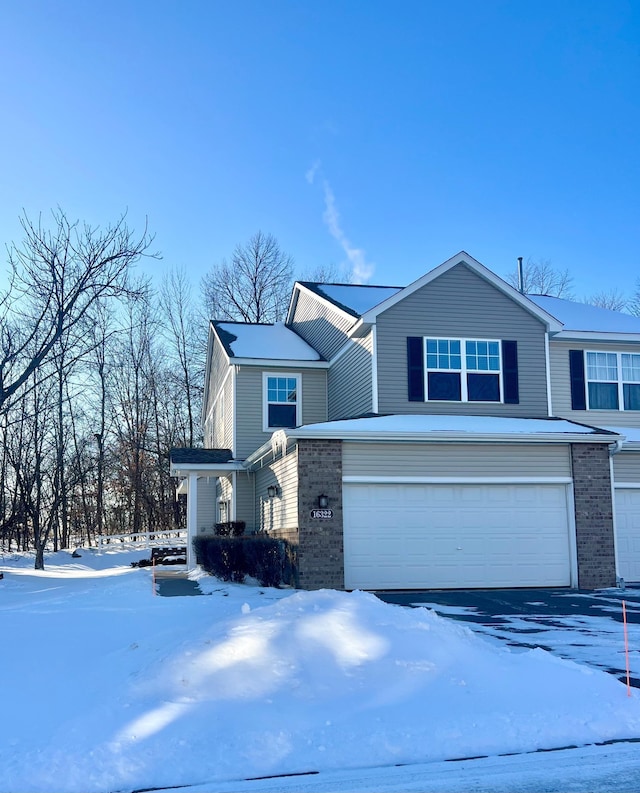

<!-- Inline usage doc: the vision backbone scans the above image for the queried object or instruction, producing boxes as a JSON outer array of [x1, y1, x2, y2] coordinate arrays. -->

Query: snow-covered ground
[[1, 549, 640, 793]]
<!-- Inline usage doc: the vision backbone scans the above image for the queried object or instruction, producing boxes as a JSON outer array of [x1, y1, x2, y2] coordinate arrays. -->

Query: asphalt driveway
[[376, 587, 640, 687]]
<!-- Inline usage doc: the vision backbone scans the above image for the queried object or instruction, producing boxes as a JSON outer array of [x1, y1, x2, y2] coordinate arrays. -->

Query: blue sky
[[1, 0, 638, 297]]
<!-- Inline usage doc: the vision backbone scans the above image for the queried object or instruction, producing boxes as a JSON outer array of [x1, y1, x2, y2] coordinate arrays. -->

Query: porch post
[[187, 473, 198, 569]]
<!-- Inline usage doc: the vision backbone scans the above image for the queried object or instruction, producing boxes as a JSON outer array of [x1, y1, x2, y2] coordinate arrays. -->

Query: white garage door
[[344, 483, 572, 590], [615, 488, 640, 583]]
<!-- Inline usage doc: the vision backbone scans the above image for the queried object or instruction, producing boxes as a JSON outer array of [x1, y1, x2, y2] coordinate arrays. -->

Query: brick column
[[297, 439, 344, 590], [571, 443, 616, 589]]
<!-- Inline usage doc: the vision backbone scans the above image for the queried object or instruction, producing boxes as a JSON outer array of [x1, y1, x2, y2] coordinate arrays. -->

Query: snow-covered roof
[[528, 295, 640, 336], [603, 426, 640, 448], [214, 321, 323, 362], [310, 283, 403, 316], [284, 414, 619, 443]]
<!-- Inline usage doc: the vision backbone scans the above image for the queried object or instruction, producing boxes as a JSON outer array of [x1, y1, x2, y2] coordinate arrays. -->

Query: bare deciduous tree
[[160, 268, 203, 447], [585, 290, 628, 312], [0, 209, 155, 414], [505, 257, 574, 298], [201, 231, 294, 323], [297, 262, 348, 283]]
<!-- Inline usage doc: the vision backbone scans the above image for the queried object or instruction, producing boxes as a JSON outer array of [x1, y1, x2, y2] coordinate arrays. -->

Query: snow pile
[[1, 550, 640, 793]]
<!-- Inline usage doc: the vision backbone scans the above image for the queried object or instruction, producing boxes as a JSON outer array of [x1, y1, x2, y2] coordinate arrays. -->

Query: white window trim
[[424, 336, 504, 404], [262, 372, 302, 432], [585, 350, 640, 412]]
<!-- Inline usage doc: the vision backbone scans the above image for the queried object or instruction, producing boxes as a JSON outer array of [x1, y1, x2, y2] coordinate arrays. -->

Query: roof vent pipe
[[517, 256, 524, 294]]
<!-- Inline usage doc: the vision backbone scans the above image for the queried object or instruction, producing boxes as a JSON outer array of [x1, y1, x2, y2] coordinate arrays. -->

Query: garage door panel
[[344, 483, 572, 590], [615, 489, 640, 582]]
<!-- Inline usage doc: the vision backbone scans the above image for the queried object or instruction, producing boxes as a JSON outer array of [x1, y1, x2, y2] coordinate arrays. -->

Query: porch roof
[[170, 447, 243, 477], [280, 414, 622, 445]]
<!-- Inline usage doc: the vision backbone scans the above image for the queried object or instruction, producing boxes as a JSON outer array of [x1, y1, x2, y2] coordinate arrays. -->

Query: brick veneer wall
[[297, 439, 344, 590], [571, 443, 616, 589]]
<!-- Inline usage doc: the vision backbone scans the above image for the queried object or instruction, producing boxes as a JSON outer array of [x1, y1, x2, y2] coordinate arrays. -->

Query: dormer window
[[263, 373, 301, 430]]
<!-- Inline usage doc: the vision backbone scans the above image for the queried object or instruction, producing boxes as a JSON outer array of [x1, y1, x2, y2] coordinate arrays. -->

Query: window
[[586, 351, 640, 411], [425, 338, 502, 402], [218, 499, 228, 523], [263, 373, 301, 430]]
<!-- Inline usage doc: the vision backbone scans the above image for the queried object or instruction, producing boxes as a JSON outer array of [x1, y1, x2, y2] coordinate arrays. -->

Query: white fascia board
[[230, 357, 330, 368], [209, 323, 233, 364], [358, 252, 564, 332], [243, 440, 274, 470], [243, 432, 294, 470], [343, 475, 573, 484], [170, 462, 243, 478], [544, 333, 553, 416], [285, 284, 300, 325], [290, 282, 360, 324], [371, 325, 379, 413], [201, 322, 219, 428], [283, 428, 619, 445], [552, 331, 640, 344]]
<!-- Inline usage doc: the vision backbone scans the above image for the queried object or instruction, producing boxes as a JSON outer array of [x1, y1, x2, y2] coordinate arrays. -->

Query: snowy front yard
[[2, 549, 640, 793]]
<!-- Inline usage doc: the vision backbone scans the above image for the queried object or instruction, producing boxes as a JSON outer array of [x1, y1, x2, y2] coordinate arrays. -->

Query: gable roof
[[528, 295, 640, 341], [296, 282, 403, 318], [212, 321, 325, 364], [353, 252, 564, 331]]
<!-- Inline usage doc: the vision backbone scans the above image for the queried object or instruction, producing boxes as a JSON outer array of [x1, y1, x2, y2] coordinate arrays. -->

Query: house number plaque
[[310, 508, 334, 519]]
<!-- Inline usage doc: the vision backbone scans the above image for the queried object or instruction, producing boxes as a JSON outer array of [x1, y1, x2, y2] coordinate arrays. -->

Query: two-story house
[[171, 252, 640, 591]]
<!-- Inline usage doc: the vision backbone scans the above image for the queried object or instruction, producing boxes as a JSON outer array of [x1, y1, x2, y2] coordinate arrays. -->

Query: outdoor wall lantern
[[267, 485, 278, 499], [317, 494, 329, 508]]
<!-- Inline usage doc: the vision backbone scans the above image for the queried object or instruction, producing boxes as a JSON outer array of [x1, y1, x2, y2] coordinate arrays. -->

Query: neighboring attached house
[[170, 252, 640, 591]]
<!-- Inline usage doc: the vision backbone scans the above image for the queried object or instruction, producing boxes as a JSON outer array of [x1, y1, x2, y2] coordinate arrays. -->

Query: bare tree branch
[[0, 209, 157, 412], [201, 231, 294, 323], [505, 257, 574, 298]]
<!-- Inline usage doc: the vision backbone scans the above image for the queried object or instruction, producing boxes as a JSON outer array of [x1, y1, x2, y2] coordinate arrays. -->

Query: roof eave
[[170, 461, 244, 477], [290, 282, 360, 323], [552, 331, 640, 343], [229, 357, 329, 368], [282, 428, 619, 444]]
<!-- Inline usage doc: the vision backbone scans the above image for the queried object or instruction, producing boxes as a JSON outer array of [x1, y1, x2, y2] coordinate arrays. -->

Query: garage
[[615, 488, 640, 584], [343, 482, 573, 590]]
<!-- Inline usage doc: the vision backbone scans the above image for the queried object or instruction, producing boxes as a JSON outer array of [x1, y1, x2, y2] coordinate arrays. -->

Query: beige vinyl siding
[[196, 477, 217, 534], [216, 475, 233, 523], [290, 288, 355, 360], [223, 373, 233, 449], [234, 366, 327, 459], [255, 447, 299, 540], [328, 333, 373, 420], [376, 263, 549, 417], [549, 340, 640, 427], [613, 451, 640, 483], [235, 471, 255, 530], [343, 442, 571, 478], [205, 333, 233, 446]]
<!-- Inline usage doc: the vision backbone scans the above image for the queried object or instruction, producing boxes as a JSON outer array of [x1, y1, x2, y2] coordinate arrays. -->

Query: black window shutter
[[407, 337, 425, 402], [569, 350, 587, 410], [502, 340, 519, 404]]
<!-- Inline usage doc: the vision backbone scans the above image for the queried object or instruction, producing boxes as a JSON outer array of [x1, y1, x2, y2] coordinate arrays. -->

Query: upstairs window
[[425, 338, 501, 402], [586, 351, 640, 410], [263, 373, 300, 430]]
